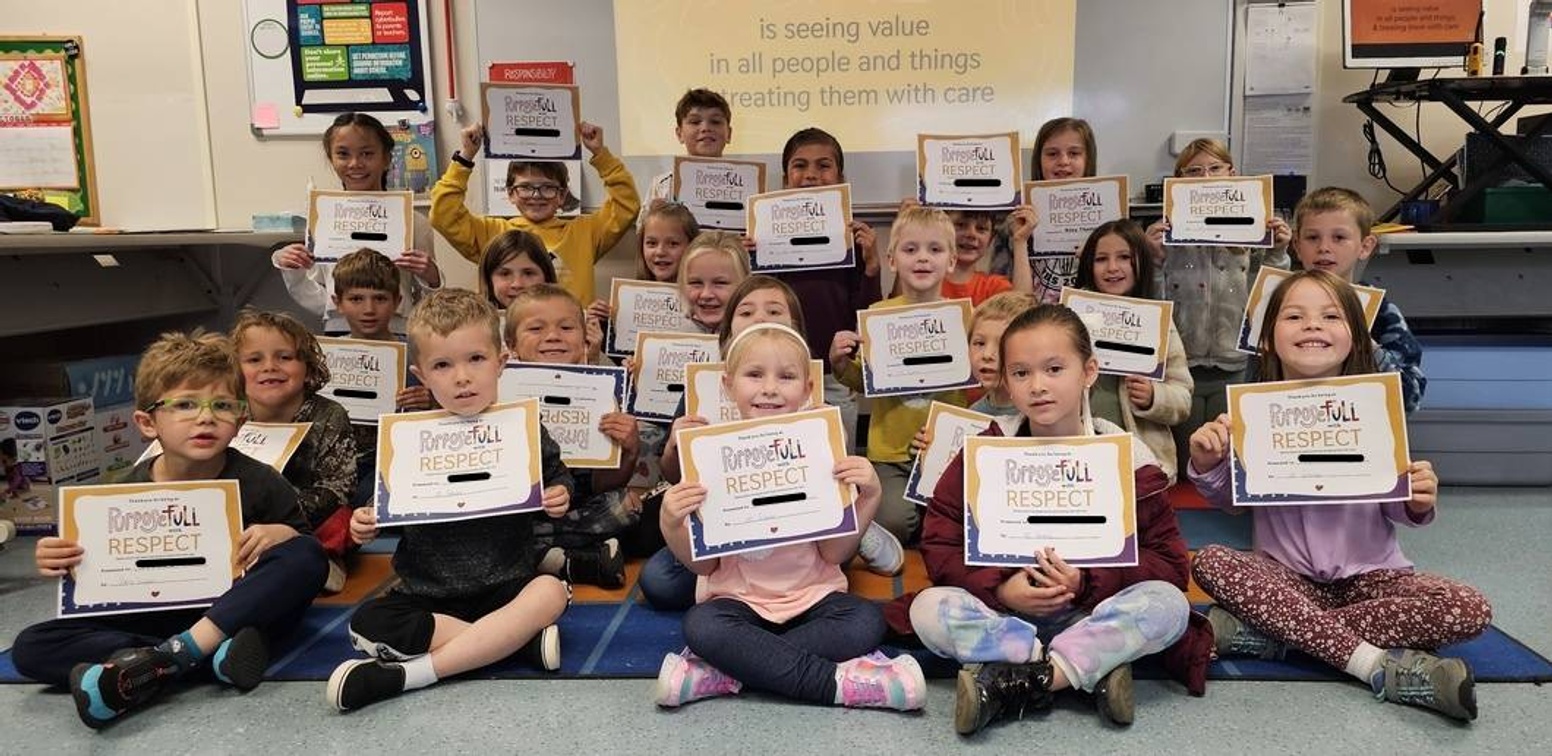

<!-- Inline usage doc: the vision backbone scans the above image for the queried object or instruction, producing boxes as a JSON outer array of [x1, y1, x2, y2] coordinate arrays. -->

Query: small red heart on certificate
[[151, 591, 160, 597]]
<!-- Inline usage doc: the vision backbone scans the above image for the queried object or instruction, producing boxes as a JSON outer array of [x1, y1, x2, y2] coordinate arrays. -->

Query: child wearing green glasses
[[12, 329, 328, 729]]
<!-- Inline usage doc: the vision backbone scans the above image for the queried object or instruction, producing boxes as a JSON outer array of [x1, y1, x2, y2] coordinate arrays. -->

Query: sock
[[537, 547, 566, 576], [1344, 642, 1388, 691], [400, 654, 438, 691], [156, 631, 207, 675], [832, 661, 848, 705]]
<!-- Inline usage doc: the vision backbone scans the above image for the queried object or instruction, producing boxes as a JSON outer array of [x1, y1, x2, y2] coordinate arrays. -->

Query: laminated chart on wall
[[0, 37, 98, 224], [244, 0, 435, 135]]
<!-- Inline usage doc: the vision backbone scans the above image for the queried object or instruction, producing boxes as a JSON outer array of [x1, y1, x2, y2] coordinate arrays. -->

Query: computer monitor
[[1342, 0, 1482, 70]]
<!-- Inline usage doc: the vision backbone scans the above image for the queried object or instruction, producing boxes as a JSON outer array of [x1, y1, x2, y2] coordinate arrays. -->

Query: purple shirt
[[1188, 457, 1431, 583]]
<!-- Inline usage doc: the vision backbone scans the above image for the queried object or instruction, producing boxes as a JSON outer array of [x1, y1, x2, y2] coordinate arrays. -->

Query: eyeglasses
[[1181, 163, 1233, 177], [511, 183, 563, 199], [143, 397, 247, 422]]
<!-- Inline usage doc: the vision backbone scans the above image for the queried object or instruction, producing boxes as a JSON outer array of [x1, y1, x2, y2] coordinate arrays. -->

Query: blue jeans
[[683, 591, 885, 704], [638, 547, 697, 611]]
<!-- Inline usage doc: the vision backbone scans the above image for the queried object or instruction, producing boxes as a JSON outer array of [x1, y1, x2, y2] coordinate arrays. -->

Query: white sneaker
[[858, 521, 904, 576], [0, 519, 15, 548]]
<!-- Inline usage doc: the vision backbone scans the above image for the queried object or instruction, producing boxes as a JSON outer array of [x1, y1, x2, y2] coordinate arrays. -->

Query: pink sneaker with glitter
[[654, 650, 742, 707], [837, 653, 926, 711]]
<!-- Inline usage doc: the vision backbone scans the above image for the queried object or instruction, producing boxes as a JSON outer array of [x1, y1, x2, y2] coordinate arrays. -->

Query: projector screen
[[612, 0, 1075, 156]]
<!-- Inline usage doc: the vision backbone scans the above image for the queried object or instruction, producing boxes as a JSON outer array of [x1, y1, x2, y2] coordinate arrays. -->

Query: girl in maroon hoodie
[[891, 304, 1207, 735]]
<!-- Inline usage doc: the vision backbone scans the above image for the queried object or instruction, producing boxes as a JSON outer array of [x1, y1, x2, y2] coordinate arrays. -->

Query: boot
[[954, 660, 1055, 736]]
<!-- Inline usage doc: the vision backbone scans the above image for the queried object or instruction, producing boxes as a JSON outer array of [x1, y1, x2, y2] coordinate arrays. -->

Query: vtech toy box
[[0, 397, 100, 535]]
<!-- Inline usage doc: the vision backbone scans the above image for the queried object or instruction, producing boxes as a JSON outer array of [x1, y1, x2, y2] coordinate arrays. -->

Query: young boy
[[432, 121, 639, 305], [504, 284, 641, 588], [1291, 187, 1427, 412], [830, 206, 966, 552], [941, 211, 1013, 306], [328, 288, 572, 711], [641, 88, 734, 223], [967, 291, 1038, 415], [12, 331, 327, 729]]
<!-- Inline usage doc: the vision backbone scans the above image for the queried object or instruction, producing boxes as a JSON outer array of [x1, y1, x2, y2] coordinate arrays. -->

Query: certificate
[[375, 400, 545, 526], [917, 132, 1022, 209], [607, 279, 695, 357], [679, 406, 856, 560], [1237, 267, 1386, 354], [481, 83, 582, 160], [628, 332, 720, 422], [746, 185, 855, 273], [1163, 175, 1275, 247], [1024, 175, 1129, 259], [857, 299, 977, 397], [317, 337, 408, 425], [1227, 373, 1412, 506], [905, 403, 994, 506], [58, 480, 244, 618], [307, 190, 413, 262], [1059, 288, 1174, 380], [137, 422, 312, 473], [964, 433, 1138, 568], [673, 157, 767, 230], [499, 362, 627, 469], [684, 360, 826, 425]]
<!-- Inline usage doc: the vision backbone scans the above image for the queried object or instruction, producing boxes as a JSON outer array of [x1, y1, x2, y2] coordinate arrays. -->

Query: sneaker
[[0, 519, 15, 549], [521, 624, 562, 672], [954, 660, 1055, 736], [323, 556, 347, 594], [211, 627, 269, 691], [68, 647, 180, 729], [565, 538, 626, 588], [1377, 649, 1477, 721], [1207, 605, 1285, 659], [1093, 663, 1134, 726], [347, 629, 421, 662], [327, 659, 406, 712], [858, 521, 904, 576], [655, 650, 741, 707], [837, 653, 926, 711]]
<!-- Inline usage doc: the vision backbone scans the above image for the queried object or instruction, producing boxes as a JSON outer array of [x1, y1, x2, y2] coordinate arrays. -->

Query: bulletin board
[[0, 36, 99, 225]]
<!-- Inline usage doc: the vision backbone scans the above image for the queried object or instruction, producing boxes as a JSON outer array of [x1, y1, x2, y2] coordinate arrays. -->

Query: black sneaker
[[565, 538, 625, 588], [521, 624, 562, 671], [68, 646, 179, 729], [954, 660, 1055, 736], [212, 627, 269, 691], [1094, 663, 1134, 726], [326, 659, 407, 712]]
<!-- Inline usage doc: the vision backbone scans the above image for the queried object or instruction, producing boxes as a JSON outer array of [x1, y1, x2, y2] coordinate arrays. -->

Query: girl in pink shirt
[[654, 324, 925, 711]]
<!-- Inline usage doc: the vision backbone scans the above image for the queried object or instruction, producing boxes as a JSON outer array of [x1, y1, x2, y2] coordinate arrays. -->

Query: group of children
[[9, 90, 1492, 735]]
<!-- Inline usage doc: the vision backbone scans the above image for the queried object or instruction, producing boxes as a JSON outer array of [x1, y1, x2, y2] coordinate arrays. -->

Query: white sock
[[1344, 641, 1387, 684], [400, 654, 438, 691], [537, 547, 566, 575]]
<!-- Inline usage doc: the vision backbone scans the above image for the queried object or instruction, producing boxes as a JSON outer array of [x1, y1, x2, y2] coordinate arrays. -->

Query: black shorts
[[348, 579, 540, 658]]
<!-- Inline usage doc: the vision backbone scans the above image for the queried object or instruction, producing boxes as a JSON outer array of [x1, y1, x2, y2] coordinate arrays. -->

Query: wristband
[[451, 151, 475, 169]]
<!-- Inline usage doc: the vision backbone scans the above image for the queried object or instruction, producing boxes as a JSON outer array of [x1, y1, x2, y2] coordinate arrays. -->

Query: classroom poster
[[1024, 175, 1129, 259], [306, 190, 413, 262], [684, 360, 826, 425], [856, 299, 977, 397], [607, 279, 695, 357], [916, 132, 1022, 209], [679, 406, 856, 560], [747, 185, 855, 273], [964, 433, 1138, 568], [1228, 373, 1412, 506], [499, 362, 627, 469], [375, 400, 544, 525], [1163, 175, 1275, 247], [0, 38, 98, 222], [137, 423, 312, 473], [316, 337, 408, 424], [481, 83, 582, 161], [1237, 267, 1386, 354], [1059, 288, 1174, 380], [628, 332, 721, 422], [58, 480, 244, 618], [672, 157, 767, 230], [904, 402, 994, 506], [386, 120, 437, 199]]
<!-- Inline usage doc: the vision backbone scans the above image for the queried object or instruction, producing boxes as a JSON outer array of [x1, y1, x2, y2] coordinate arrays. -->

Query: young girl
[[966, 291, 1039, 416], [272, 113, 442, 335], [654, 323, 925, 711], [1146, 139, 1292, 475], [640, 276, 808, 610], [1072, 220, 1193, 483], [679, 231, 750, 334], [585, 202, 700, 330], [231, 310, 358, 593], [432, 122, 639, 304], [994, 117, 1097, 301], [1187, 270, 1491, 722], [892, 304, 1204, 735]]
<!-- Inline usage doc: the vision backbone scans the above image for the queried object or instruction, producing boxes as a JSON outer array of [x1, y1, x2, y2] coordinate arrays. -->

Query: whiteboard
[[472, 0, 1233, 207]]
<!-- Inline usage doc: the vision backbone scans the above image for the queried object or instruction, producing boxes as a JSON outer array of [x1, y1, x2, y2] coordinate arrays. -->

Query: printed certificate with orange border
[[673, 156, 767, 230], [318, 337, 409, 424], [58, 480, 243, 618], [917, 132, 1022, 209], [629, 331, 720, 422], [1237, 267, 1385, 354], [964, 433, 1137, 568], [905, 402, 994, 506], [607, 279, 695, 357], [747, 184, 855, 273], [499, 362, 627, 469], [375, 400, 544, 525], [1228, 373, 1412, 506], [307, 190, 413, 263], [1163, 175, 1275, 247], [679, 406, 856, 560], [1024, 175, 1129, 259], [481, 83, 582, 160], [684, 360, 825, 426], [1059, 288, 1174, 380], [857, 298, 977, 397]]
